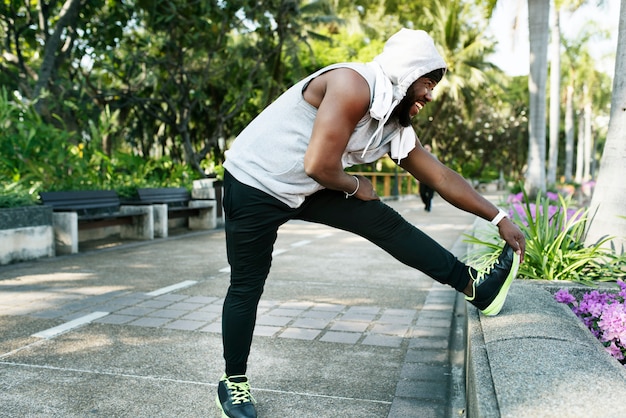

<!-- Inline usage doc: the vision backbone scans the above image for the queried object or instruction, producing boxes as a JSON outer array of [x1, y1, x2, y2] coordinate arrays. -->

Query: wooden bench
[[39, 190, 153, 255], [135, 187, 216, 237]]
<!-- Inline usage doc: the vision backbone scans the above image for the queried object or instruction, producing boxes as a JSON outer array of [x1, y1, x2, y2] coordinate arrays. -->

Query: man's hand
[[498, 218, 526, 263], [353, 175, 380, 201]]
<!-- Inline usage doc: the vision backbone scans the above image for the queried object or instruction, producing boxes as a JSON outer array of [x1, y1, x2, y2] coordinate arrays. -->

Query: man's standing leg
[[217, 171, 293, 418]]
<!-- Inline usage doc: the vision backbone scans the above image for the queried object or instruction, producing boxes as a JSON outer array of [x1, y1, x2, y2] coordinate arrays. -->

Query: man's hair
[[423, 68, 445, 83]]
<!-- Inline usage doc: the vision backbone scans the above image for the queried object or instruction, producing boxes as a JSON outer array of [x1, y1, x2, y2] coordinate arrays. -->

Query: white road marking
[[146, 280, 198, 296], [32, 311, 110, 339]]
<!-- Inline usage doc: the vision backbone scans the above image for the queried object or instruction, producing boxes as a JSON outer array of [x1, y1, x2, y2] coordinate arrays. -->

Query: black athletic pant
[[221, 170, 469, 376]]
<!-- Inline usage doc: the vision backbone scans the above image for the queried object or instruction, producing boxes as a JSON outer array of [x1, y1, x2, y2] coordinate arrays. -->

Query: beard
[[391, 94, 415, 127]]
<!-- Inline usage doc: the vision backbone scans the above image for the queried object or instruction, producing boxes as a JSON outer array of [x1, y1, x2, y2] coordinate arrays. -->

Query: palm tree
[[525, 0, 551, 195], [585, 0, 626, 250], [412, 0, 498, 143], [547, 5, 561, 186]]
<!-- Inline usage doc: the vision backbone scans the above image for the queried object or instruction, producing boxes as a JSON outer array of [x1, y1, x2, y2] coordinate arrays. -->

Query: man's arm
[[303, 68, 379, 200], [400, 143, 526, 260]]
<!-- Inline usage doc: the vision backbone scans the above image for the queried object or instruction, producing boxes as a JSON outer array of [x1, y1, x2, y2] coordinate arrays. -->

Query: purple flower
[[556, 285, 626, 366], [546, 192, 559, 202], [507, 193, 524, 203], [598, 303, 626, 345], [605, 341, 625, 361], [555, 289, 577, 305]]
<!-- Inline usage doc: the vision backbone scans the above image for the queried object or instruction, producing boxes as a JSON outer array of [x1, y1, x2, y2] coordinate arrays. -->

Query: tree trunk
[[547, 9, 561, 185], [564, 84, 574, 183], [585, 2, 626, 250], [33, 0, 82, 115], [583, 94, 593, 181], [574, 111, 584, 184], [525, 0, 550, 196]]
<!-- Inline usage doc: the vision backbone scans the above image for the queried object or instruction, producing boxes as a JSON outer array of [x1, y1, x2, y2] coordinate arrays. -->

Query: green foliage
[[464, 190, 626, 284], [0, 0, 615, 199], [0, 183, 39, 208], [0, 88, 201, 206]]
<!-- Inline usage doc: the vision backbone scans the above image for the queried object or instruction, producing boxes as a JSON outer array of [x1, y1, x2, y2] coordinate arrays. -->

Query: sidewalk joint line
[[0, 361, 392, 405]]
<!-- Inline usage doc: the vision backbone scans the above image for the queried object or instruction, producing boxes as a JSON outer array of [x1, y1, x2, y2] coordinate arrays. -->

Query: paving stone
[[300, 310, 338, 320], [404, 348, 448, 364], [395, 378, 448, 401], [319, 331, 361, 344], [256, 315, 291, 326], [253, 326, 281, 337], [136, 299, 174, 309], [401, 363, 450, 381], [268, 308, 306, 317], [278, 327, 320, 340], [167, 302, 204, 311], [388, 397, 446, 418], [185, 296, 219, 304], [182, 310, 220, 322], [330, 321, 369, 333], [198, 304, 222, 313], [163, 319, 206, 331], [340, 312, 377, 321], [290, 317, 330, 329], [409, 337, 449, 350], [410, 327, 450, 338], [116, 307, 157, 316], [361, 334, 403, 347], [415, 318, 453, 328], [128, 317, 171, 327], [147, 309, 187, 319], [378, 313, 415, 325], [95, 314, 137, 325], [370, 323, 409, 336]]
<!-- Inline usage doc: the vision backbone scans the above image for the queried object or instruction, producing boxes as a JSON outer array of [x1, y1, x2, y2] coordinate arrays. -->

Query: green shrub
[[0, 88, 203, 205], [0, 183, 39, 208], [464, 190, 626, 284]]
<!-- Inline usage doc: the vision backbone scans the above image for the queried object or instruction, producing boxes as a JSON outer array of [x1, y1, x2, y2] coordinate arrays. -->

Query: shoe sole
[[480, 252, 520, 316]]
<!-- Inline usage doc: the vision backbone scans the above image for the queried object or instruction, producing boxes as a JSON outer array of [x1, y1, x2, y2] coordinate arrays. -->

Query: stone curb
[[465, 218, 626, 418]]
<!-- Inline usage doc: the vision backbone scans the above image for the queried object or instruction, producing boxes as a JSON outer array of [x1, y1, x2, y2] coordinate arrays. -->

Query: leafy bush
[[0, 88, 203, 205], [0, 183, 39, 208], [464, 190, 626, 284]]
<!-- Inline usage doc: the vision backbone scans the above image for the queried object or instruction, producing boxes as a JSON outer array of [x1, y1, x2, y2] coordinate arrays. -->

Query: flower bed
[[555, 280, 626, 366]]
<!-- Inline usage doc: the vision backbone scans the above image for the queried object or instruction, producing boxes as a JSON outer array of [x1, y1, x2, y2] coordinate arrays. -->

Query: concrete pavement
[[0, 195, 480, 418]]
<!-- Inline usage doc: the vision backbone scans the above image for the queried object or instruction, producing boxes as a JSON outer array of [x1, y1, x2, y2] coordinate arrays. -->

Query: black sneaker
[[215, 374, 257, 418], [465, 244, 520, 316]]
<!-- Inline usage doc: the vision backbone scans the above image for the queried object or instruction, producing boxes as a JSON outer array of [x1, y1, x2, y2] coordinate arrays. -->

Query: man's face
[[392, 77, 437, 127]]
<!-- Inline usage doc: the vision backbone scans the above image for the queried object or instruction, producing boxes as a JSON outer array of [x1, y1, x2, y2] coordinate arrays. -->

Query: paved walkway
[[0, 195, 482, 417]]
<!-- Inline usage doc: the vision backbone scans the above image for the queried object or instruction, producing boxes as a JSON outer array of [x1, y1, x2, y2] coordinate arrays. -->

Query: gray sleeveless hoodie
[[223, 29, 447, 208]]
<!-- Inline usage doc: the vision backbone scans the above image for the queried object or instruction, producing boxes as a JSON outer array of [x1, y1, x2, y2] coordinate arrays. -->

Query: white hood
[[364, 29, 447, 163]]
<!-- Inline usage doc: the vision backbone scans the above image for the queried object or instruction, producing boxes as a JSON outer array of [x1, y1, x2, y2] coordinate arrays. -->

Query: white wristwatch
[[490, 209, 509, 226]]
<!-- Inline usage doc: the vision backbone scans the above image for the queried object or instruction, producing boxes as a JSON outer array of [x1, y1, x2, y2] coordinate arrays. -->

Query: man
[[216, 29, 526, 418], [419, 144, 436, 211]]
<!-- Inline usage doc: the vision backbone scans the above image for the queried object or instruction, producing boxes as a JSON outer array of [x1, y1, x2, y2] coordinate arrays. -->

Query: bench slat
[[40, 190, 121, 215], [136, 187, 191, 207]]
